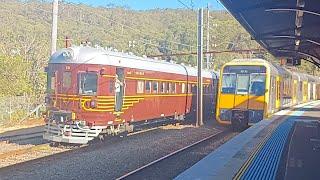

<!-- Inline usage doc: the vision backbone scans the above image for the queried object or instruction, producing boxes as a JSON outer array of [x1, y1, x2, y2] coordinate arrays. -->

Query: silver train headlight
[[220, 109, 232, 121]]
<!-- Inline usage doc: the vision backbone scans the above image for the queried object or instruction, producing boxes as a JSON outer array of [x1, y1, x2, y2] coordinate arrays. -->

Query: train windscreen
[[221, 65, 266, 95], [79, 72, 98, 95]]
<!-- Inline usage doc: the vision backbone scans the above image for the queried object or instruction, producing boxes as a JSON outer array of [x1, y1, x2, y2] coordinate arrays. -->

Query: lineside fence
[[0, 94, 45, 125]]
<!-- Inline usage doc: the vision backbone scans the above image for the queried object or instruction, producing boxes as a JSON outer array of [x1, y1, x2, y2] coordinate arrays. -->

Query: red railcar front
[[43, 46, 218, 144]]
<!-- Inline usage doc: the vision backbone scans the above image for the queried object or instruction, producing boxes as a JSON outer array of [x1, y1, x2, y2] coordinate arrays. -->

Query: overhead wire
[[177, 0, 193, 10], [65, 1, 197, 49], [15, 1, 182, 54], [58, 3, 183, 54]]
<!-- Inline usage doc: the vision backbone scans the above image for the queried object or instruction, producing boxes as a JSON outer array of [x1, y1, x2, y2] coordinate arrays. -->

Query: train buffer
[[176, 100, 320, 180]]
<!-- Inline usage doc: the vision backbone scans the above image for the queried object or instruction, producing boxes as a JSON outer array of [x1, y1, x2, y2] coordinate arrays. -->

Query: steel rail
[[0, 131, 44, 142]]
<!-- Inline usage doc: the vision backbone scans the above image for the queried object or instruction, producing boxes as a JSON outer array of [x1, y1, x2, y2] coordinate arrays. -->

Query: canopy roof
[[220, 0, 320, 67]]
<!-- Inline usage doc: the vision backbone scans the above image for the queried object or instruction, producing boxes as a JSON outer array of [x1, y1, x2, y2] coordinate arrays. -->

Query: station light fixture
[[297, 0, 305, 8], [295, 28, 301, 36]]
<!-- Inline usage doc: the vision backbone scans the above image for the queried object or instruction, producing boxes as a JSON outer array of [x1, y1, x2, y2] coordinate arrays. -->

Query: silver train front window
[[46, 70, 56, 93], [236, 74, 250, 95], [249, 74, 266, 96], [221, 74, 236, 94], [79, 72, 98, 95]]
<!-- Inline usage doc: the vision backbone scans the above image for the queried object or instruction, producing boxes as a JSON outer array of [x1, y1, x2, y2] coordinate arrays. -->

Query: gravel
[[0, 144, 69, 168], [0, 122, 227, 180], [123, 131, 237, 180], [0, 141, 33, 154]]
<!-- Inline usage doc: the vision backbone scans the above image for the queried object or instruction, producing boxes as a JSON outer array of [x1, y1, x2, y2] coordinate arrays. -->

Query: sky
[[64, 0, 226, 10]]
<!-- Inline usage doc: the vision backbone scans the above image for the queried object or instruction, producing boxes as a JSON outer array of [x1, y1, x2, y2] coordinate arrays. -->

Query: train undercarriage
[[43, 110, 185, 144]]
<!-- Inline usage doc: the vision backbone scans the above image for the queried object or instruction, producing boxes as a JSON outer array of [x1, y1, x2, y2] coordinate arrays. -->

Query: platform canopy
[[219, 0, 320, 67]]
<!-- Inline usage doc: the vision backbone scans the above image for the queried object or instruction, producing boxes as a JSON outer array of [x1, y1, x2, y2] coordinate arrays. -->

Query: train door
[[299, 81, 303, 102], [310, 83, 313, 100], [234, 74, 250, 109], [248, 73, 266, 123], [271, 77, 277, 112], [275, 76, 281, 109], [293, 80, 297, 105], [314, 83, 316, 100], [219, 73, 236, 109], [115, 68, 125, 112]]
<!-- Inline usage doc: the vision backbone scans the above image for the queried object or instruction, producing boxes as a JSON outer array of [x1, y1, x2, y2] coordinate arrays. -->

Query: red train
[[43, 46, 219, 144]]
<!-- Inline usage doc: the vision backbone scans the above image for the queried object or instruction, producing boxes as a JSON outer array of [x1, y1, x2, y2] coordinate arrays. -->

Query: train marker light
[[65, 65, 71, 70], [90, 100, 97, 108], [71, 112, 76, 120]]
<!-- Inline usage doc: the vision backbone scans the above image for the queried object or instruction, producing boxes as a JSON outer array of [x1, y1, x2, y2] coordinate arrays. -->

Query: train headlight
[[71, 112, 76, 120], [220, 109, 232, 121]]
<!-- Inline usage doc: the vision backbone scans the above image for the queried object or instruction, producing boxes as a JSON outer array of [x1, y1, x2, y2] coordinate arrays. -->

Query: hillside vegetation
[[0, 0, 317, 98]]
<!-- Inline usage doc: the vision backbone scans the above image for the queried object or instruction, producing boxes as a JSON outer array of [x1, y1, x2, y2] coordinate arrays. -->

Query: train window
[[188, 84, 191, 93], [166, 82, 170, 93], [152, 81, 158, 93], [146, 81, 151, 93], [79, 72, 97, 95], [168, 83, 172, 93], [236, 74, 250, 95], [249, 74, 266, 96], [221, 74, 236, 94], [172, 83, 176, 93], [160, 82, 165, 93], [63, 72, 71, 88], [47, 71, 56, 93], [137, 80, 144, 93], [182, 83, 186, 93]]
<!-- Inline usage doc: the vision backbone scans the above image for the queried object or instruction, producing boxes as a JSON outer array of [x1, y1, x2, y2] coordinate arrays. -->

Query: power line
[[18, 1, 192, 53], [16, 1, 197, 49], [58, 8, 182, 54], [147, 48, 266, 58], [176, 0, 193, 10], [65, 2, 197, 49]]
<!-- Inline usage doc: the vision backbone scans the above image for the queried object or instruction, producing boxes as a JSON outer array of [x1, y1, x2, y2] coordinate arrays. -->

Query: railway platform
[[176, 101, 320, 180]]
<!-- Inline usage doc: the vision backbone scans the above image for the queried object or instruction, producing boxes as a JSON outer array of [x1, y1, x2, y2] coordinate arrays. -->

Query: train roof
[[223, 58, 320, 81], [224, 58, 287, 75], [49, 46, 218, 79]]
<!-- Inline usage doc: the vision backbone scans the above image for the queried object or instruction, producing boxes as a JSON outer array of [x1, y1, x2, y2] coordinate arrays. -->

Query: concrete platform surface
[[176, 101, 320, 180]]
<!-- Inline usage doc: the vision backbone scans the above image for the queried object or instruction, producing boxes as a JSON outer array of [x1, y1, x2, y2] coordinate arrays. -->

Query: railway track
[[117, 129, 234, 180], [0, 129, 44, 145]]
